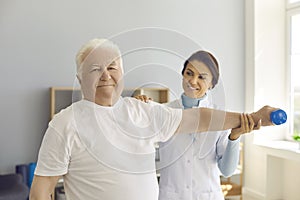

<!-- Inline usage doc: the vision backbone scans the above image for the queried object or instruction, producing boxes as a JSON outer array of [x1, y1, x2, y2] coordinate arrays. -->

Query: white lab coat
[[158, 95, 238, 200]]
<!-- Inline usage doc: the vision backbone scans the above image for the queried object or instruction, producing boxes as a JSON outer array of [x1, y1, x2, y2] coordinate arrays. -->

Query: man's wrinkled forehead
[[81, 45, 121, 69]]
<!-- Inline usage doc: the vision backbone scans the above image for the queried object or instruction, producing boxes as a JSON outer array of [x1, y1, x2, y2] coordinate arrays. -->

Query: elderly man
[[30, 38, 277, 200]]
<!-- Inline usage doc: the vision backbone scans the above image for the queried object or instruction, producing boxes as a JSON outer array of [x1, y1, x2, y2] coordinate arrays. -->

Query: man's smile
[[97, 84, 115, 88]]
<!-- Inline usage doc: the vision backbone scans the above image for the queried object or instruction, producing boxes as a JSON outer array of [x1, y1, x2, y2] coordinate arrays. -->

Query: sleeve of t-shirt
[[34, 125, 70, 176], [151, 102, 182, 143]]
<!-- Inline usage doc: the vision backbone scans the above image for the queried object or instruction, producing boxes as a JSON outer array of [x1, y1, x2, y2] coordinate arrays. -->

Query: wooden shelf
[[122, 88, 169, 103], [50, 87, 81, 119], [50, 87, 169, 119]]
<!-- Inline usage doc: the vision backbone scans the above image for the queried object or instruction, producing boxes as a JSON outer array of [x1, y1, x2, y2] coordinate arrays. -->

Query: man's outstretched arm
[[176, 105, 276, 134]]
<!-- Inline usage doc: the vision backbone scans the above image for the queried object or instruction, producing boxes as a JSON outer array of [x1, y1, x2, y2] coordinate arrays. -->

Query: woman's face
[[182, 60, 213, 98]]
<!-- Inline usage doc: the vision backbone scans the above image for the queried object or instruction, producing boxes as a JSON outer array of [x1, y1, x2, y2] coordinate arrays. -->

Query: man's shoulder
[[119, 98, 183, 120], [164, 99, 182, 108], [49, 102, 80, 131], [121, 97, 155, 108], [52, 104, 75, 120]]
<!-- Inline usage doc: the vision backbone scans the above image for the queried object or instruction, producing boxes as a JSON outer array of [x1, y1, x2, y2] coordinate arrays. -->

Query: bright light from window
[[291, 13, 300, 136], [289, 0, 300, 3]]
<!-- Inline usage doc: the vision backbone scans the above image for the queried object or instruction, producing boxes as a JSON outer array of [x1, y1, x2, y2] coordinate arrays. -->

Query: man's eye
[[107, 67, 117, 70], [90, 68, 101, 72]]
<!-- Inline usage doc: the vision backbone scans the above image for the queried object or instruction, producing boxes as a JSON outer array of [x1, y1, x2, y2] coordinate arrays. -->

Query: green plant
[[293, 129, 300, 141]]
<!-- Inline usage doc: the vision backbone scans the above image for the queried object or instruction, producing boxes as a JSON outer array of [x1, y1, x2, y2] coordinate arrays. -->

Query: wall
[[0, 0, 245, 173]]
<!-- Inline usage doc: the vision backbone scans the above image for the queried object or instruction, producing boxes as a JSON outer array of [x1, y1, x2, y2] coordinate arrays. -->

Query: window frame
[[287, 0, 300, 9], [286, 1, 300, 139]]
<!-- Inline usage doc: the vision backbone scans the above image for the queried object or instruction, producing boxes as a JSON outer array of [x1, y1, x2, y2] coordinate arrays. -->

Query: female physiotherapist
[[161, 50, 255, 200], [137, 50, 258, 200]]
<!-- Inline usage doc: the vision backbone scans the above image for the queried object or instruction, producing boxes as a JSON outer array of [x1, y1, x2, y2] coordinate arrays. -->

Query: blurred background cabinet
[[50, 87, 169, 119], [50, 87, 81, 119], [122, 88, 169, 104]]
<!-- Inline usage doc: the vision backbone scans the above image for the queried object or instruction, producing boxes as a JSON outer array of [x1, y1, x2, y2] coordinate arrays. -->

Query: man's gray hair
[[76, 38, 122, 77]]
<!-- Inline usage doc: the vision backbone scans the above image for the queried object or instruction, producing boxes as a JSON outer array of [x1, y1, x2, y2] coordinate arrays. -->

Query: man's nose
[[100, 70, 111, 80]]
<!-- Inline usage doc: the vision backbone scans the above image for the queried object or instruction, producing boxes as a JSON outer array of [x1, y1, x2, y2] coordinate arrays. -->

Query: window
[[287, 1, 300, 139], [287, 0, 300, 7], [289, 0, 300, 4]]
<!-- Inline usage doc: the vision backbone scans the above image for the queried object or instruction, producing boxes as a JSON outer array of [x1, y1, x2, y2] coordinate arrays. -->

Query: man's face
[[78, 47, 124, 106]]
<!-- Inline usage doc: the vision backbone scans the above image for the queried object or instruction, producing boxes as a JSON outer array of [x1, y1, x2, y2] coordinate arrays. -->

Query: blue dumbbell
[[270, 109, 287, 125]]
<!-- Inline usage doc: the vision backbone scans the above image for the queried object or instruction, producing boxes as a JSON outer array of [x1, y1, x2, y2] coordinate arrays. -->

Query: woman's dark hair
[[181, 50, 220, 88]]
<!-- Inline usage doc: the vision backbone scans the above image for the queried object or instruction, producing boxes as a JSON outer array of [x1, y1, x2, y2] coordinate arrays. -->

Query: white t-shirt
[[35, 97, 182, 200]]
